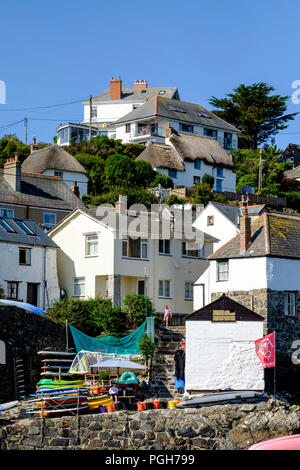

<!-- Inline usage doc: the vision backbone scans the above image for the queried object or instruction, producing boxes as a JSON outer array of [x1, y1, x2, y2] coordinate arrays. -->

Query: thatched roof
[[136, 143, 184, 171], [170, 132, 234, 169], [22, 145, 87, 175]]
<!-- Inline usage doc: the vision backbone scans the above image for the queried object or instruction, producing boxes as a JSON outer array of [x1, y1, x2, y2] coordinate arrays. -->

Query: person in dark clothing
[[174, 345, 185, 394]]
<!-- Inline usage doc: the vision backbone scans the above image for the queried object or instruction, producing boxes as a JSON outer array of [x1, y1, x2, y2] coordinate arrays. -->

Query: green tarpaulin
[[69, 322, 146, 355]]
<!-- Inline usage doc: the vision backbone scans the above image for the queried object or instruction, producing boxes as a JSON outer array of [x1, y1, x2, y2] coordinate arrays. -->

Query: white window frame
[[54, 170, 63, 178], [159, 239, 171, 255], [92, 107, 97, 118], [74, 277, 85, 297], [158, 280, 171, 298], [185, 282, 193, 300], [85, 234, 98, 257], [122, 238, 148, 260], [284, 291, 296, 317], [43, 213, 57, 227], [19, 247, 31, 266], [217, 260, 229, 281]]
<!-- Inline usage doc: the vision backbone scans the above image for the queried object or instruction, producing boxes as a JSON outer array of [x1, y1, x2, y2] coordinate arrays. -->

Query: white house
[[57, 77, 179, 145], [193, 201, 266, 250], [111, 94, 240, 152], [22, 143, 89, 197], [49, 203, 217, 319], [136, 130, 236, 192], [0, 216, 60, 309], [193, 197, 300, 353], [185, 294, 264, 392]]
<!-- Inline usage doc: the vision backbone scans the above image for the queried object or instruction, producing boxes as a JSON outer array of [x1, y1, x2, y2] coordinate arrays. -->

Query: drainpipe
[[42, 246, 46, 310]]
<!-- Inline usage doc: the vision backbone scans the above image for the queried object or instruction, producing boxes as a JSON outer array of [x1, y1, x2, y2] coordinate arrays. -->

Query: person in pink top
[[163, 305, 172, 327]]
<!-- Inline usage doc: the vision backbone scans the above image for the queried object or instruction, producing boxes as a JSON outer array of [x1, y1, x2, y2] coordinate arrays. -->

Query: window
[[204, 128, 217, 139], [54, 170, 63, 178], [19, 247, 31, 265], [43, 213, 57, 227], [0, 219, 15, 233], [137, 280, 145, 295], [217, 167, 224, 178], [125, 123, 131, 133], [185, 282, 193, 300], [7, 281, 18, 300], [15, 220, 35, 235], [0, 208, 14, 218], [179, 123, 193, 133], [216, 179, 223, 192], [122, 238, 148, 259], [74, 277, 85, 297], [182, 242, 203, 258], [224, 132, 232, 149], [217, 260, 229, 281], [168, 104, 186, 113], [85, 234, 98, 256], [159, 239, 171, 255], [159, 90, 166, 95], [213, 310, 236, 322], [92, 107, 97, 118], [284, 292, 296, 317], [194, 159, 201, 170], [193, 176, 201, 185], [158, 280, 171, 298], [168, 169, 177, 179], [195, 109, 212, 118], [207, 216, 214, 226]]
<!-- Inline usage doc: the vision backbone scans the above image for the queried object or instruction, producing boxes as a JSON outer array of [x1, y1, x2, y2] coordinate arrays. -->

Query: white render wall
[[83, 101, 143, 124], [0, 243, 59, 309], [42, 170, 88, 197], [193, 203, 239, 250], [266, 257, 300, 291], [185, 320, 265, 391]]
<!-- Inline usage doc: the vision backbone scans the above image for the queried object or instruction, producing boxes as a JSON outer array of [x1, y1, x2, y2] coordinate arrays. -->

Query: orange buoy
[[106, 403, 115, 413], [151, 400, 160, 409], [137, 402, 146, 411]]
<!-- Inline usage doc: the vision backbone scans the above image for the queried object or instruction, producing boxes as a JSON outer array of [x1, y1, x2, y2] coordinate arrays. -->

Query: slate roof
[[208, 202, 266, 227], [113, 96, 240, 133], [22, 145, 87, 175], [136, 131, 234, 170], [209, 212, 300, 260], [0, 217, 57, 248], [285, 166, 300, 179], [83, 86, 179, 104], [279, 143, 300, 167], [0, 170, 85, 211], [185, 294, 264, 322]]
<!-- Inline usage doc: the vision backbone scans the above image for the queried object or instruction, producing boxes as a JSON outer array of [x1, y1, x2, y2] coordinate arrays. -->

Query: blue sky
[[1, 0, 299, 148]]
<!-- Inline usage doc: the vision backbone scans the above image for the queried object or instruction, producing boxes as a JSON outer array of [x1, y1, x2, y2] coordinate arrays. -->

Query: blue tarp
[[0, 299, 47, 315]]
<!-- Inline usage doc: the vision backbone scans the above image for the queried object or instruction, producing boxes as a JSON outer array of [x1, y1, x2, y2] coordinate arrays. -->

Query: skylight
[[15, 220, 35, 235], [159, 90, 166, 95], [0, 219, 16, 233], [168, 104, 186, 113], [195, 109, 212, 118]]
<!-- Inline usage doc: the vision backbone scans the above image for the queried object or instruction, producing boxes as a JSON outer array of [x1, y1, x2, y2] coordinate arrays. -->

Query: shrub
[[166, 194, 187, 206], [151, 173, 174, 189], [202, 173, 215, 187], [138, 335, 155, 365], [123, 294, 153, 329]]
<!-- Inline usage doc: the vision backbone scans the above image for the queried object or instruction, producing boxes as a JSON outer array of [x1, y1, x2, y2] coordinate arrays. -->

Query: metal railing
[[130, 126, 165, 138]]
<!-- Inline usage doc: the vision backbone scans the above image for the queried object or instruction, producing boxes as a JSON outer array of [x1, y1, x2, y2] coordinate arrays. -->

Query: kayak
[[0, 400, 19, 411], [37, 379, 84, 387], [177, 391, 268, 408], [87, 396, 113, 409], [249, 434, 300, 450], [36, 396, 88, 407], [27, 403, 90, 417], [38, 350, 75, 357]]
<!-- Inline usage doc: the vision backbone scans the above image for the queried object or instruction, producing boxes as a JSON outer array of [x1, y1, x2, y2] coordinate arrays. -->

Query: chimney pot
[[239, 196, 251, 252], [4, 156, 22, 192], [133, 79, 148, 90]]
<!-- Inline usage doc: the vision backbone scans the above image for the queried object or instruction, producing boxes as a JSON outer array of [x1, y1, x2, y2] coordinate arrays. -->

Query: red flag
[[255, 332, 276, 368]]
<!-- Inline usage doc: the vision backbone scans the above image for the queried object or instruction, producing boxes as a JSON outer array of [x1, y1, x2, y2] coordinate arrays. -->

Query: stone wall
[[0, 306, 68, 402], [1, 401, 300, 450]]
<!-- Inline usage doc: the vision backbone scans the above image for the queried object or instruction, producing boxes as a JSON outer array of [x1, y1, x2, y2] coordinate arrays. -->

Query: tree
[[209, 83, 297, 149], [202, 173, 215, 188], [135, 160, 156, 187], [74, 153, 106, 195], [105, 153, 137, 188], [151, 173, 174, 189], [138, 335, 155, 366]]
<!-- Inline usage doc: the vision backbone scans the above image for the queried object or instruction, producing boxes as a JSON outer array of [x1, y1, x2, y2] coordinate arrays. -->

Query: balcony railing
[[130, 126, 165, 139]]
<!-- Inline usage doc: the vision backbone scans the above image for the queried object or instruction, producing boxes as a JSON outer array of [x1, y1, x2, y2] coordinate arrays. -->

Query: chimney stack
[[30, 136, 38, 153], [115, 195, 127, 214], [70, 181, 80, 198], [110, 77, 122, 100], [239, 195, 251, 253], [133, 80, 147, 90], [4, 153, 21, 192]]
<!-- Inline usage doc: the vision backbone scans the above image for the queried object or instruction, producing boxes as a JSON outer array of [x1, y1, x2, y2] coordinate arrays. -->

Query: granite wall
[[1, 400, 300, 450], [0, 306, 68, 402]]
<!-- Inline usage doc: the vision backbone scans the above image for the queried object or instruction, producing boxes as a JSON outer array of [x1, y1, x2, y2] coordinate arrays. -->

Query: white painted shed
[[185, 294, 264, 393]]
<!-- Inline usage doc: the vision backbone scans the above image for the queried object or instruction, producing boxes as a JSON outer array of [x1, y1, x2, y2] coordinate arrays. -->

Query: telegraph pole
[[24, 118, 28, 145], [258, 148, 263, 190], [89, 94, 92, 141]]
